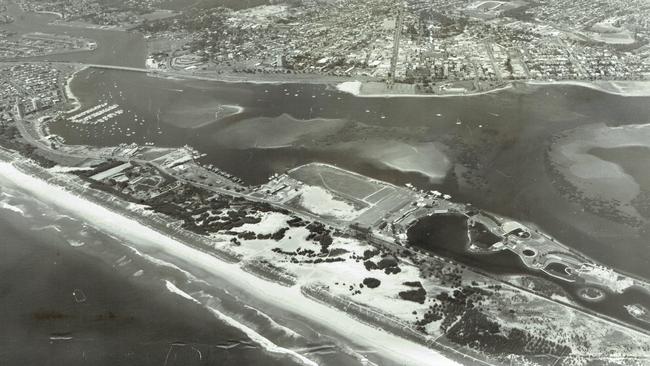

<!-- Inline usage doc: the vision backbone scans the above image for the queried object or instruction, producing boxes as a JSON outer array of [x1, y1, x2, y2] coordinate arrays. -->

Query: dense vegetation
[[0, 124, 56, 167], [398, 281, 427, 304], [362, 277, 381, 289], [447, 310, 572, 359]]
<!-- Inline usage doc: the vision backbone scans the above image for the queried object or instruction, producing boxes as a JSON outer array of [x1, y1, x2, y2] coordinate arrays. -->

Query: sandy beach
[[336, 79, 650, 98], [149, 69, 351, 86], [336, 80, 515, 98], [57, 59, 650, 101], [526, 80, 650, 97], [0, 157, 461, 366], [64, 65, 86, 113]]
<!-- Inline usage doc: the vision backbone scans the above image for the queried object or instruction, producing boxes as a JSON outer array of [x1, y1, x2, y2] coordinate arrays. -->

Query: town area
[[2, 0, 650, 95], [133, 0, 650, 95]]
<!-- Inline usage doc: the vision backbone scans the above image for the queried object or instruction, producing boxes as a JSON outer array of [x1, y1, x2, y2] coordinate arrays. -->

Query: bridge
[[83, 63, 152, 73], [0, 59, 222, 82]]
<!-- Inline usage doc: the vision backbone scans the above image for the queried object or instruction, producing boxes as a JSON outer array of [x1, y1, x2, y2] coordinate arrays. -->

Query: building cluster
[[397, 0, 650, 85], [18, 0, 171, 28], [134, 0, 650, 89], [0, 63, 64, 124], [525, 0, 650, 31], [138, 0, 401, 77], [0, 31, 94, 59], [469, 19, 650, 82], [9, 0, 650, 92], [88, 160, 181, 201]]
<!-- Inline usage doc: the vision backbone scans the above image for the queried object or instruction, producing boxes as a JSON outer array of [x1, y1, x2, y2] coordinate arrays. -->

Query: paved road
[[10, 59, 650, 343], [14, 116, 108, 162], [484, 40, 502, 82], [1, 60, 347, 85], [19, 113, 650, 340]]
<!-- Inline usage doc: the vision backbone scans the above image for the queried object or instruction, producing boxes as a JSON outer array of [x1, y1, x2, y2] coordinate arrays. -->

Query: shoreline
[[150, 69, 352, 86], [0, 157, 317, 366], [336, 80, 514, 98], [526, 80, 650, 97], [41, 67, 650, 293], [64, 65, 86, 113], [141, 62, 650, 98], [335, 79, 650, 98], [0, 152, 461, 366], [50, 21, 129, 32], [71, 66, 650, 98], [34, 10, 63, 19], [7, 59, 650, 100]]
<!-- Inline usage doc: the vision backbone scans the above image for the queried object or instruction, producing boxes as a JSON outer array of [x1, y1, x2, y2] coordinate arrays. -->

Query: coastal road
[[107, 148, 650, 341], [484, 40, 502, 82], [1, 59, 352, 86], [9, 59, 650, 350], [14, 115, 111, 163], [555, 37, 589, 79]]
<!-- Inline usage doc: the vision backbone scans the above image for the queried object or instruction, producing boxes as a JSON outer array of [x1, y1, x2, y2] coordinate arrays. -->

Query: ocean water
[[0, 177, 365, 366]]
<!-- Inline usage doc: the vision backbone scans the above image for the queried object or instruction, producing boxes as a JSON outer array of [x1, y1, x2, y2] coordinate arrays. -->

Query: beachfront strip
[[1, 96, 650, 365]]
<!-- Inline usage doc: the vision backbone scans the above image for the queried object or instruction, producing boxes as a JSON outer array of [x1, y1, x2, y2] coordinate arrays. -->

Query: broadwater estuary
[[53, 67, 650, 283]]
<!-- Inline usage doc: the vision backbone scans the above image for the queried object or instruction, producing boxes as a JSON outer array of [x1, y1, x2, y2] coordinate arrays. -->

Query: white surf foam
[[68, 239, 85, 247], [206, 306, 319, 366], [165, 280, 201, 304], [32, 224, 63, 232], [244, 305, 302, 339], [0, 201, 27, 216], [164, 280, 317, 366], [126, 246, 209, 286], [0, 161, 461, 366]]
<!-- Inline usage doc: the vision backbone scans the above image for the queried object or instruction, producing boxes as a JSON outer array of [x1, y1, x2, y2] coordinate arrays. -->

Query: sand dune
[[342, 139, 451, 183], [549, 122, 650, 214], [212, 114, 346, 149], [0, 161, 460, 366]]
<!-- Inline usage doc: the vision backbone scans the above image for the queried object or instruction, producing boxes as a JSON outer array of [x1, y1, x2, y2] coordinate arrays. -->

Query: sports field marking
[[363, 186, 394, 205]]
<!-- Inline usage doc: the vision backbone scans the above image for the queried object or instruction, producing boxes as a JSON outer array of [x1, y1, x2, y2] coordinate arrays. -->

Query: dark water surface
[[406, 214, 650, 331], [0, 211, 290, 365], [0, 183, 365, 366]]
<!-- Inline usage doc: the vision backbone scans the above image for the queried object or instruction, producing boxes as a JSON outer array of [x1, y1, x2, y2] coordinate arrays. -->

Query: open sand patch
[[548, 123, 650, 218], [212, 113, 346, 149], [337, 139, 451, 183]]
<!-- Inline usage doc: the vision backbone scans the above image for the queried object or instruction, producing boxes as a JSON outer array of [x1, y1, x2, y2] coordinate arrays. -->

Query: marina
[[2, 0, 650, 364], [67, 102, 124, 124], [50, 67, 650, 283]]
